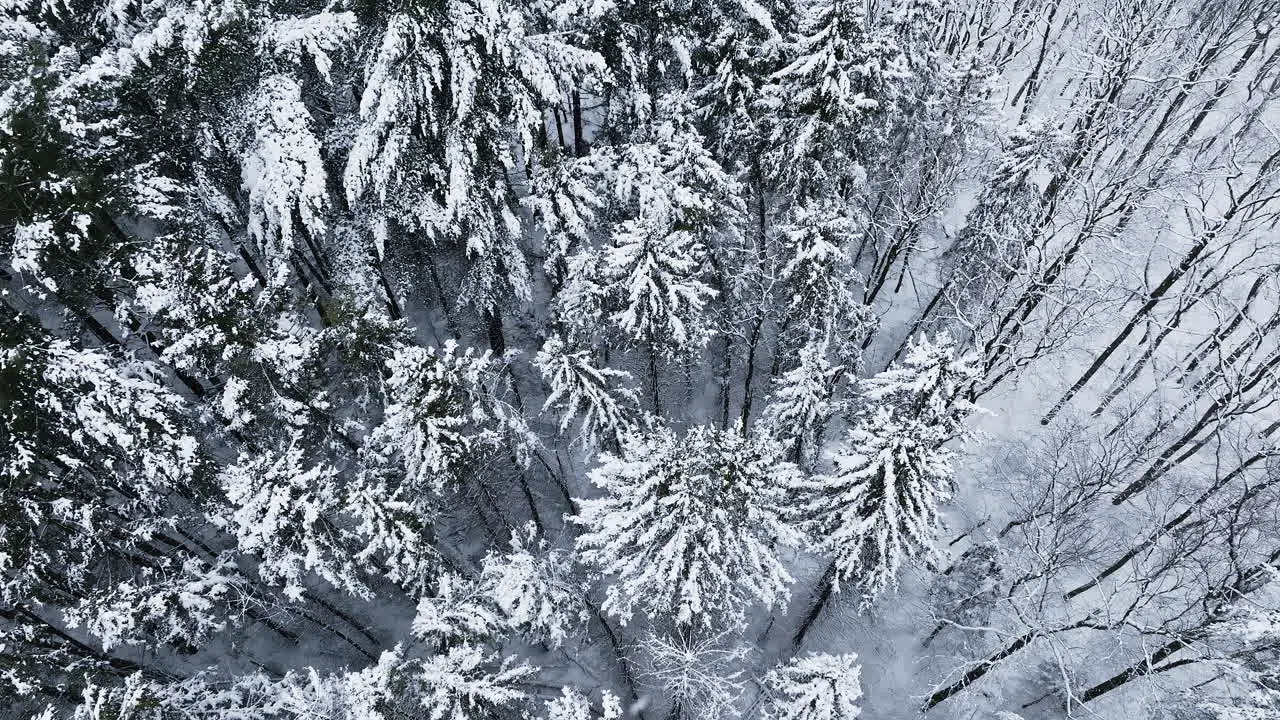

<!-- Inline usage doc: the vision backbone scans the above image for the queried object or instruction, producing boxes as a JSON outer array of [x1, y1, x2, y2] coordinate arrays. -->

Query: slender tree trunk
[[1010, 0, 1063, 116], [1077, 637, 1191, 704], [1064, 452, 1270, 600], [586, 598, 647, 720], [425, 255, 462, 339], [572, 90, 588, 157], [739, 169, 771, 427], [485, 308, 507, 357], [791, 561, 838, 650], [554, 106, 567, 152], [1113, 348, 1280, 504], [648, 342, 663, 416], [720, 336, 734, 429], [1177, 274, 1268, 384], [922, 630, 1046, 710], [1041, 222, 1227, 424]]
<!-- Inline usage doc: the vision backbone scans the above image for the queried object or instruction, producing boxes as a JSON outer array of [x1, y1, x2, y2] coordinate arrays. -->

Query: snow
[[5, 0, 1280, 718]]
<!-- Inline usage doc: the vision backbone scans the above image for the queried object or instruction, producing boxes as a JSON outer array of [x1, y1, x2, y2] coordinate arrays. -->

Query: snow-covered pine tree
[[765, 0, 911, 203], [346, 644, 535, 720], [241, 72, 332, 280], [478, 523, 585, 648], [861, 330, 979, 430], [762, 652, 863, 720], [758, 341, 847, 468], [535, 335, 641, 448], [413, 645, 533, 715], [773, 203, 877, 361], [557, 110, 743, 358], [367, 341, 516, 495], [811, 406, 957, 596], [218, 437, 369, 600], [343, 0, 604, 313], [0, 322, 211, 698], [792, 333, 978, 644], [210, 312, 449, 597], [64, 554, 251, 657], [359, 339, 540, 581], [571, 424, 803, 628], [543, 687, 624, 720], [6, 0, 1279, 717], [525, 153, 607, 293], [408, 531, 580, 651], [688, 0, 789, 160]]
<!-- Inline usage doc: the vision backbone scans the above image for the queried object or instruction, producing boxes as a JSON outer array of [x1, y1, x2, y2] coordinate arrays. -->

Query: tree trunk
[[791, 561, 838, 650], [922, 630, 1043, 711], [1077, 637, 1191, 704], [572, 90, 588, 157]]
